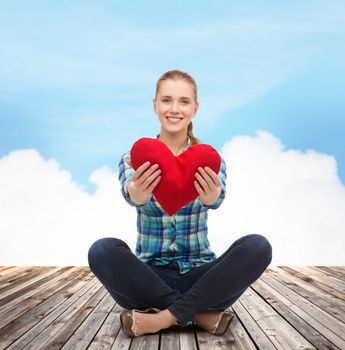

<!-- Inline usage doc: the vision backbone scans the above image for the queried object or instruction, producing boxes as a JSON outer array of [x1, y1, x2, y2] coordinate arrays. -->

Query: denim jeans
[[88, 233, 272, 327]]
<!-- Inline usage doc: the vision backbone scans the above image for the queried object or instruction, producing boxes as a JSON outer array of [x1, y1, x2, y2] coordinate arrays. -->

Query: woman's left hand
[[194, 166, 221, 206]]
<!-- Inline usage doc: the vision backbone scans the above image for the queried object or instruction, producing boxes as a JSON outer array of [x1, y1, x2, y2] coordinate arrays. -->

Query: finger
[[132, 161, 151, 181], [194, 180, 205, 195], [205, 166, 221, 186], [140, 164, 159, 184], [200, 167, 218, 189], [147, 175, 161, 192], [195, 172, 210, 192], [142, 168, 161, 189], [195, 176, 209, 194], [136, 162, 158, 184], [196, 168, 212, 191]]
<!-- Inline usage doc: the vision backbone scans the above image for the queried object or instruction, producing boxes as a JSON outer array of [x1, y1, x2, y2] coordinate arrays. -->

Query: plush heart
[[130, 137, 221, 216]]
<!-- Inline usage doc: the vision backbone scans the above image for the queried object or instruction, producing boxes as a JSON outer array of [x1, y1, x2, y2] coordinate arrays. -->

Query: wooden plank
[[239, 286, 316, 349], [260, 272, 345, 349], [59, 292, 115, 350], [179, 324, 199, 350], [294, 267, 345, 300], [0, 267, 52, 294], [228, 314, 257, 350], [266, 268, 345, 336], [88, 303, 122, 350], [0, 266, 15, 272], [252, 276, 341, 350], [0, 266, 65, 300], [130, 332, 160, 350], [195, 308, 257, 350], [196, 328, 233, 350], [232, 300, 275, 350], [0, 266, 31, 278], [305, 267, 345, 293], [0, 266, 344, 350], [110, 322, 132, 350], [161, 324, 184, 350], [0, 266, 27, 279], [280, 266, 345, 302], [5, 276, 98, 350], [0, 269, 92, 349], [0, 267, 80, 329], [0, 267, 77, 312], [324, 266, 345, 276], [315, 267, 345, 283], [161, 323, 197, 350], [19, 281, 104, 350], [195, 309, 258, 350], [268, 266, 345, 322]]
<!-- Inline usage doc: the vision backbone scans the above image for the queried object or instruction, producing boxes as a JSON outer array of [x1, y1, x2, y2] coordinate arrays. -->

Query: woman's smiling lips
[[166, 116, 183, 124]]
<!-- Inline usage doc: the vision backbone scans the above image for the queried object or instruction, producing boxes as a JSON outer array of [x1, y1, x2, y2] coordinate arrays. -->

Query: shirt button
[[169, 241, 175, 251]]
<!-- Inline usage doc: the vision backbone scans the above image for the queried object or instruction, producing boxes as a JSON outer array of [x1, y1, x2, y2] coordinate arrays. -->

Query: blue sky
[[1, 0, 344, 193]]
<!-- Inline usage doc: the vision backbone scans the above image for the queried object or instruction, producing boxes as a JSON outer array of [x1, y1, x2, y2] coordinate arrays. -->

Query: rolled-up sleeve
[[118, 151, 145, 207], [202, 156, 227, 210]]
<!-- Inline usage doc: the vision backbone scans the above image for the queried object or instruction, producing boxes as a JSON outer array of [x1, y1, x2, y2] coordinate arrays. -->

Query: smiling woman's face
[[153, 79, 199, 135]]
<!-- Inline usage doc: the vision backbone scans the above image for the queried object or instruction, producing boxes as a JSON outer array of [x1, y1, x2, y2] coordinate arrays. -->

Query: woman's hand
[[126, 160, 161, 205], [194, 166, 221, 206]]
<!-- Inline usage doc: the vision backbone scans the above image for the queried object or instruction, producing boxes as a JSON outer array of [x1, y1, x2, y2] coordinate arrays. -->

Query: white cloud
[[0, 131, 344, 265], [0, 149, 137, 265], [208, 131, 345, 265]]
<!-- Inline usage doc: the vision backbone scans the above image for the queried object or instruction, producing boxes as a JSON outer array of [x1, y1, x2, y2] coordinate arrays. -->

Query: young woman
[[88, 69, 272, 337]]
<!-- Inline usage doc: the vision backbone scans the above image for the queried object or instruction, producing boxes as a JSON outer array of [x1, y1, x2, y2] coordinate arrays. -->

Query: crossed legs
[[88, 234, 272, 334]]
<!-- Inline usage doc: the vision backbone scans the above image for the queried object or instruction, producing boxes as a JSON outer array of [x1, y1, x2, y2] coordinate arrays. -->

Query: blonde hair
[[155, 69, 201, 145]]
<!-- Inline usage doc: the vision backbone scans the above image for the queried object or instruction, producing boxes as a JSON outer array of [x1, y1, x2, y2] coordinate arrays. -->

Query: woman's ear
[[153, 98, 157, 114], [194, 101, 199, 115]]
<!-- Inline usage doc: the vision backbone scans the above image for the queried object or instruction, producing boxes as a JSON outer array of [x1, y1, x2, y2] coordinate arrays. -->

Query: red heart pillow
[[130, 137, 221, 216]]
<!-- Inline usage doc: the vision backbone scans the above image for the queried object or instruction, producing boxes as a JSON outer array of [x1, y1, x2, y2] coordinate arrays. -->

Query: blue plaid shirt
[[118, 136, 227, 274]]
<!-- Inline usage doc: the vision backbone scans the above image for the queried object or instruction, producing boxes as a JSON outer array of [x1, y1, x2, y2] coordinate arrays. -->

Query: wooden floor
[[0, 266, 344, 350]]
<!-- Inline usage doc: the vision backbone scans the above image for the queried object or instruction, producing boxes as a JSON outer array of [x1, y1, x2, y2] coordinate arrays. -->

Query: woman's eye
[[181, 100, 189, 105], [162, 98, 171, 103]]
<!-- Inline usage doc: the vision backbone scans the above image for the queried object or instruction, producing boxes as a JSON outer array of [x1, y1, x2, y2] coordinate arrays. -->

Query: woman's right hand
[[126, 160, 161, 205]]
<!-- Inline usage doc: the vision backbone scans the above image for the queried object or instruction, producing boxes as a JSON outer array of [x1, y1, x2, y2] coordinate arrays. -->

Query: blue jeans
[[88, 233, 272, 327]]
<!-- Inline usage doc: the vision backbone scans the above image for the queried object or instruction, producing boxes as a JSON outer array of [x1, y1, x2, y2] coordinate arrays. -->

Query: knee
[[87, 237, 127, 270], [246, 234, 273, 266]]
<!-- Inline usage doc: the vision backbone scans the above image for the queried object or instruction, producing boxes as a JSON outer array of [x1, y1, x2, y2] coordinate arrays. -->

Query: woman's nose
[[171, 101, 179, 112]]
